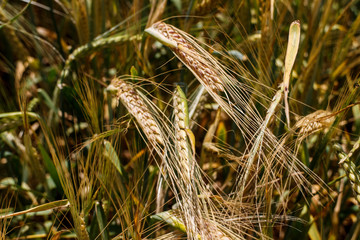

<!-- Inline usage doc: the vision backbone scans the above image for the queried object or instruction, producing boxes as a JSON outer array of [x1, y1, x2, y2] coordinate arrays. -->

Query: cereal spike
[[146, 22, 224, 92], [107, 78, 164, 146], [294, 110, 335, 137], [334, 143, 360, 204], [175, 85, 189, 127], [173, 86, 191, 181]]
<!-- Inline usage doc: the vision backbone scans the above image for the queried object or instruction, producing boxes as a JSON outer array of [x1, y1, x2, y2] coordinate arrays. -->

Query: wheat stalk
[[107, 77, 164, 146]]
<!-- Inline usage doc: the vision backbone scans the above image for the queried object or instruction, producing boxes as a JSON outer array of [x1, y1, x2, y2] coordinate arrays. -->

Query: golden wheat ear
[[145, 22, 224, 92], [293, 110, 335, 137], [107, 78, 164, 146]]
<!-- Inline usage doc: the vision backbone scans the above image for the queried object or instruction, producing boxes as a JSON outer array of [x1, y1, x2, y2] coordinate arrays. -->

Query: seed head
[[146, 22, 224, 92], [107, 78, 164, 146]]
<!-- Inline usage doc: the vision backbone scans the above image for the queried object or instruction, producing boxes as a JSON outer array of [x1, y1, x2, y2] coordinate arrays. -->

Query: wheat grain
[[174, 86, 190, 161], [78, 215, 90, 240], [107, 78, 164, 146]]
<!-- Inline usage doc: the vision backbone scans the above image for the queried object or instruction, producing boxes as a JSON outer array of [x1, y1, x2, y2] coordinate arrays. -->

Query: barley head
[[146, 22, 224, 92], [107, 78, 164, 146], [334, 143, 360, 204], [294, 110, 335, 136], [173, 85, 193, 183]]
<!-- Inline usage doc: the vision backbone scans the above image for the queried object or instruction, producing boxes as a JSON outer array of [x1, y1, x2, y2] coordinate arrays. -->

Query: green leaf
[[216, 121, 227, 146], [103, 140, 127, 180], [95, 201, 109, 240], [37, 89, 57, 113], [170, 0, 182, 12], [130, 66, 138, 77], [151, 210, 186, 233], [308, 215, 321, 240], [38, 144, 63, 193], [0, 112, 39, 132], [0, 199, 69, 219]]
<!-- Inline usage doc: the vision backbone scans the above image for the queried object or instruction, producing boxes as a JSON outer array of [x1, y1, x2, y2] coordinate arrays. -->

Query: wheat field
[[1, 1, 360, 239]]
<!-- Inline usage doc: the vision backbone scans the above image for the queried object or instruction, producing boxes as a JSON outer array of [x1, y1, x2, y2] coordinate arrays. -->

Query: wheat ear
[[60, 34, 142, 82], [50, 34, 142, 124], [334, 142, 360, 204], [173, 86, 192, 180], [145, 22, 224, 92], [173, 87, 237, 239], [294, 110, 335, 137], [173, 86, 204, 239], [107, 78, 164, 146]]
